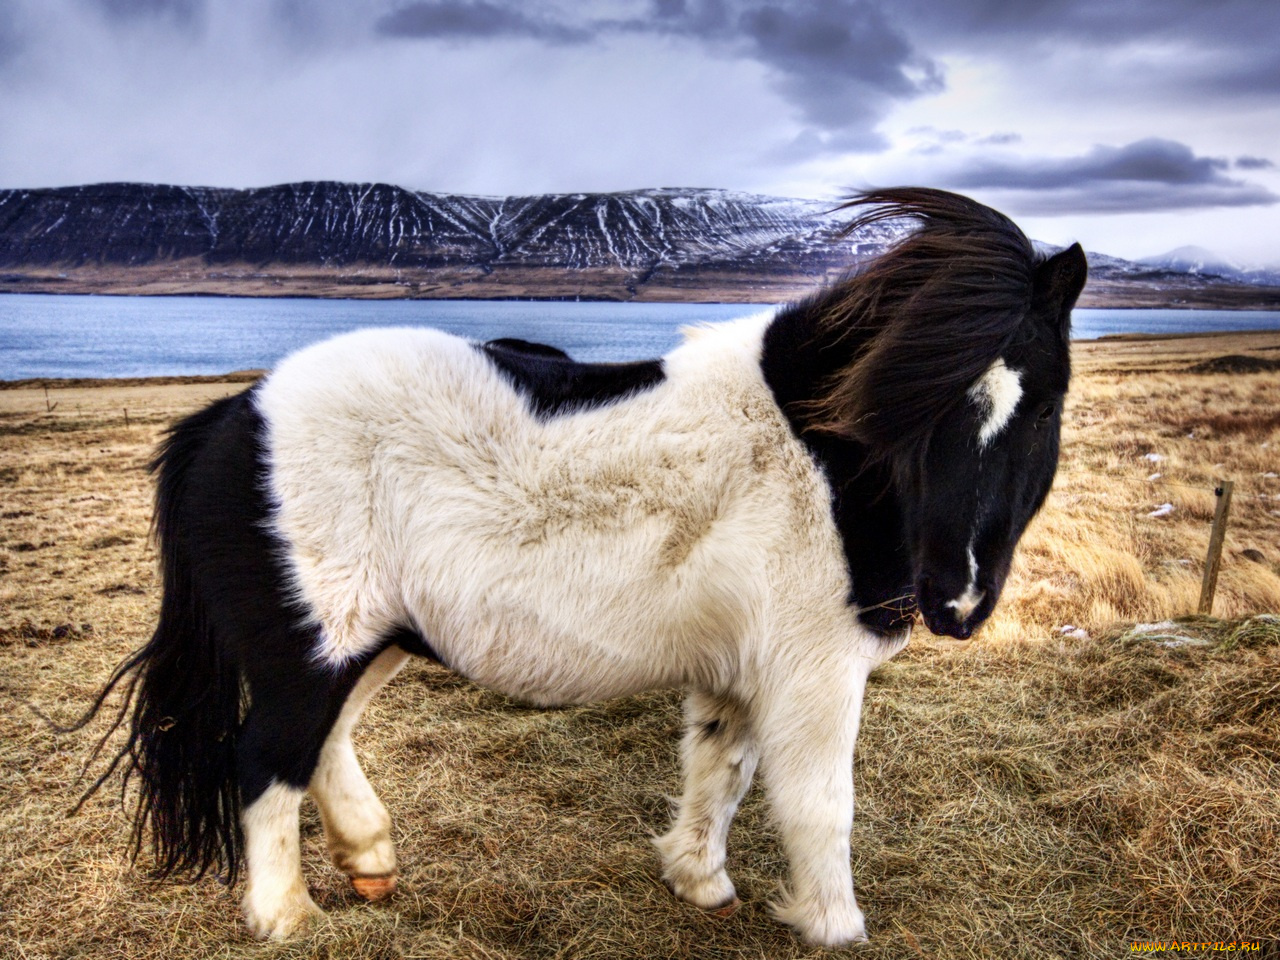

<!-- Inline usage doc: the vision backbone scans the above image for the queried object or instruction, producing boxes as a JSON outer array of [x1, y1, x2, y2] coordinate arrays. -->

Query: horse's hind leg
[[237, 640, 373, 940], [309, 645, 410, 900], [653, 691, 759, 912], [240, 780, 317, 940]]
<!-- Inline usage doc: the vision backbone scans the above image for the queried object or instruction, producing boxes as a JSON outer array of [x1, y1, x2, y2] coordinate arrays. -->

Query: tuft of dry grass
[[2, 333, 1278, 959]]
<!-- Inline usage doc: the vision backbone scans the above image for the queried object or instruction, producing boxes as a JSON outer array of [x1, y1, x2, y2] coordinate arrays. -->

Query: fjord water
[[2, 294, 1279, 380]]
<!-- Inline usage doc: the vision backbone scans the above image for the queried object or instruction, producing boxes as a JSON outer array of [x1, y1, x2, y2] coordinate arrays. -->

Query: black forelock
[[799, 187, 1039, 460]]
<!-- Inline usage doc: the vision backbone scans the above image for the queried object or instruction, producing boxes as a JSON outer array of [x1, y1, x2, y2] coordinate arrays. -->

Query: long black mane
[[761, 188, 1057, 635], [799, 188, 1038, 458]]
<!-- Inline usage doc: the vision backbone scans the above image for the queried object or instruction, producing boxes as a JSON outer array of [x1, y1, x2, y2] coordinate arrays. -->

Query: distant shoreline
[[6, 328, 1280, 390], [5, 272, 1280, 311], [0, 370, 267, 390], [4, 285, 1280, 311]]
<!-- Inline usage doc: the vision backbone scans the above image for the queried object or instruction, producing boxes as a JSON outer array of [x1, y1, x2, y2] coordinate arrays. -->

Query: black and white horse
[[80, 189, 1086, 946]]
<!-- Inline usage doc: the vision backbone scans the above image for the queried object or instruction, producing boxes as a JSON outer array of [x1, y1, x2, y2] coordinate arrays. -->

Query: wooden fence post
[[1197, 479, 1234, 615]]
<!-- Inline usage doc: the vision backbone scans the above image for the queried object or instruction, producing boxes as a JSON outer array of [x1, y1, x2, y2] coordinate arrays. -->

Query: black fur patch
[[760, 304, 916, 636], [479, 339, 665, 417], [385, 624, 443, 664], [484, 337, 571, 360], [76, 388, 445, 883], [173, 393, 442, 799]]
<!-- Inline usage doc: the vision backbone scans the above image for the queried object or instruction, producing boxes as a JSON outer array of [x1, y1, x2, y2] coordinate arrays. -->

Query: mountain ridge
[[1137, 245, 1280, 286], [2, 181, 1278, 308]]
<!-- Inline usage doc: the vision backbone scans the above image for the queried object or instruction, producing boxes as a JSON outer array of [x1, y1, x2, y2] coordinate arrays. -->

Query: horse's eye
[[1037, 403, 1056, 422]]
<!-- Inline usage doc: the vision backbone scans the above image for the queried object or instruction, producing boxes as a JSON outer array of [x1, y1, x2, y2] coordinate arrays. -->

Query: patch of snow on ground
[[1148, 503, 1175, 518], [1131, 621, 1178, 634], [1128, 621, 1209, 648]]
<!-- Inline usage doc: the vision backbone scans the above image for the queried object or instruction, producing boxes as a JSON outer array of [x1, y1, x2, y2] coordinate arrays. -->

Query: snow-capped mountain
[[1137, 245, 1280, 286], [1139, 245, 1243, 277], [0, 181, 1276, 306], [0, 182, 897, 272]]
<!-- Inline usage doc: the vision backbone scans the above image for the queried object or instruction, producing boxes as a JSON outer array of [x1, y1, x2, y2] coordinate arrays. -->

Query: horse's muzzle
[[915, 574, 994, 640]]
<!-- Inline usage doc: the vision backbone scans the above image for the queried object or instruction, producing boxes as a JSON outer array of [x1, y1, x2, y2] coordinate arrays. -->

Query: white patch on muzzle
[[945, 545, 985, 623], [969, 358, 1023, 449]]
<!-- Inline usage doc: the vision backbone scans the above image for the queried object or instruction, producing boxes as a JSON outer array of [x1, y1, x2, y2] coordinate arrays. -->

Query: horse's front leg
[[309, 646, 410, 900], [653, 691, 759, 912], [755, 655, 874, 947]]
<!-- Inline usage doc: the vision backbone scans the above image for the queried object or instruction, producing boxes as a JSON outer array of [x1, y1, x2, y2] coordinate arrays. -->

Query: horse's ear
[[1034, 242, 1088, 312]]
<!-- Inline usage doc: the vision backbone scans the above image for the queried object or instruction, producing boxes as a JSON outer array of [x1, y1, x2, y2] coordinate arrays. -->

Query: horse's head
[[894, 244, 1086, 638], [798, 189, 1087, 639]]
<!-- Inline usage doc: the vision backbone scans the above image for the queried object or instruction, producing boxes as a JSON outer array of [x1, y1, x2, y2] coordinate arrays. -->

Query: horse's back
[[250, 323, 821, 701]]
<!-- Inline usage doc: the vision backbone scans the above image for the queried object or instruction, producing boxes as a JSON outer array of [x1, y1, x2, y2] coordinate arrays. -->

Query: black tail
[[70, 392, 253, 884]]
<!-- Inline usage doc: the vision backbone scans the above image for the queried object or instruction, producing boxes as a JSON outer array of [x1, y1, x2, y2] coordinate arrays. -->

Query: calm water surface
[[2, 293, 1279, 380]]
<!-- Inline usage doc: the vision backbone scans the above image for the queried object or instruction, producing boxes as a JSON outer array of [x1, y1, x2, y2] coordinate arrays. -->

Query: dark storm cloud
[[955, 139, 1230, 189], [92, 0, 203, 23], [631, 0, 733, 37], [1236, 157, 1275, 171], [652, 0, 689, 17], [897, 0, 1280, 96], [0, 7, 20, 65], [946, 139, 1278, 213], [898, 0, 1278, 46], [0, 0, 205, 66], [1205, 49, 1280, 95], [907, 127, 1021, 150], [375, 0, 944, 150], [638, 0, 942, 140], [739, 1, 942, 102], [376, 2, 590, 44]]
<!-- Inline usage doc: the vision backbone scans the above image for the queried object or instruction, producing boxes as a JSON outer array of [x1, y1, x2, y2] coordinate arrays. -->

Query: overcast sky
[[1, 0, 1278, 264]]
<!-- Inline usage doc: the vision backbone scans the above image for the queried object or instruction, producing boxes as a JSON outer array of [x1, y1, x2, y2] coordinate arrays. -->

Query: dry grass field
[[2, 332, 1278, 959]]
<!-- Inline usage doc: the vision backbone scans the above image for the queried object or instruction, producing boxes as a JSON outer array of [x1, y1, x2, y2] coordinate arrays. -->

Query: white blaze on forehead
[[969, 358, 1023, 448]]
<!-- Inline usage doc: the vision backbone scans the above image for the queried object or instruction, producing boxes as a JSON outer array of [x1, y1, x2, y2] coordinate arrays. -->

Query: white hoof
[[242, 887, 324, 940], [652, 831, 738, 911], [329, 832, 397, 879], [663, 866, 738, 912], [772, 896, 868, 947]]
